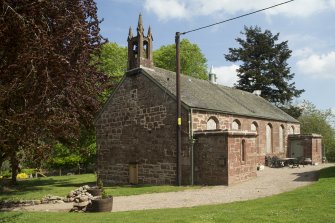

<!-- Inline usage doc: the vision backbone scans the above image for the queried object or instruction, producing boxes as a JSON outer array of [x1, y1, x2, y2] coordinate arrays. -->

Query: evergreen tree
[[225, 26, 304, 105]]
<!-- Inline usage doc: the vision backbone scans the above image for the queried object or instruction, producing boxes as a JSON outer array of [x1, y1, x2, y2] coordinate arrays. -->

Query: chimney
[[252, 90, 262, 96]]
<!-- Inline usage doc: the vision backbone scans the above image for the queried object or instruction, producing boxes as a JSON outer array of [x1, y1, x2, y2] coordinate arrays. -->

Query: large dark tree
[[225, 26, 304, 106], [0, 0, 107, 183]]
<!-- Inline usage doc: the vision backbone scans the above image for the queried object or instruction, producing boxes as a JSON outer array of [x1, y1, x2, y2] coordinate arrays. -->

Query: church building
[[95, 15, 320, 186]]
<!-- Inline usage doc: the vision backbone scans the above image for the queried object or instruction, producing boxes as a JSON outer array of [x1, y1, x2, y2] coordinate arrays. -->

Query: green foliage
[[225, 26, 304, 105], [46, 140, 96, 170], [299, 101, 335, 161], [154, 39, 208, 80], [1, 167, 335, 223], [92, 42, 128, 100], [20, 169, 35, 175], [278, 105, 303, 119]]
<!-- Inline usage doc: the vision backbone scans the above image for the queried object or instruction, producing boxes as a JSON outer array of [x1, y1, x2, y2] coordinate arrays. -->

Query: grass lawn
[[0, 174, 200, 201], [1, 166, 335, 223]]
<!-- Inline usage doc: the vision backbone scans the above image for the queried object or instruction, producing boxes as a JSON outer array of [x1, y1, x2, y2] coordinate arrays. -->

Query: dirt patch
[[5, 163, 334, 212]]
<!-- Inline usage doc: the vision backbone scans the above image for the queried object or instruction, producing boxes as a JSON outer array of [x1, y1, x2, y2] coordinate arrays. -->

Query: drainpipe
[[189, 108, 195, 185]]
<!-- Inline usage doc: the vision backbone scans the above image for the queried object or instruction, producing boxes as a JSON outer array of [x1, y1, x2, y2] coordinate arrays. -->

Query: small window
[[251, 122, 258, 131], [241, 140, 246, 162], [232, 119, 241, 130], [289, 126, 295, 134], [279, 125, 285, 152], [207, 117, 219, 130]]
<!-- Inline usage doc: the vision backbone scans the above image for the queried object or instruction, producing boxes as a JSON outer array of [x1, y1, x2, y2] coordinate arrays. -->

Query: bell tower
[[127, 14, 153, 70]]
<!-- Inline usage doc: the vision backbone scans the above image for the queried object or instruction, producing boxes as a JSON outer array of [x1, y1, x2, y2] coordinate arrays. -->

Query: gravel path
[[14, 163, 334, 212]]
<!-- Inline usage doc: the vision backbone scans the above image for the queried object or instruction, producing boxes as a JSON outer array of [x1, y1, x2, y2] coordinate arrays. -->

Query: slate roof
[[137, 66, 298, 123]]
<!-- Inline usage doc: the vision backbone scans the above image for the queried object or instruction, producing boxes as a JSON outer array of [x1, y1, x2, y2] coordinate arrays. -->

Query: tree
[[0, 0, 107, 183], [154, 39, 208, 80], [225, 26, 304, 105], [92, 42, 127, 100], [299, 101, 335, 161]]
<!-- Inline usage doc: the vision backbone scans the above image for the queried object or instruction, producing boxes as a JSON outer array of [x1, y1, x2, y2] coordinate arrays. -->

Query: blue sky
[[96, 0, 335, 113]]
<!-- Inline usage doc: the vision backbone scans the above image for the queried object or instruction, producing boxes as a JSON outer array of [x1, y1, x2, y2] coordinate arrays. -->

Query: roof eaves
[[190, 106, 300, 124]]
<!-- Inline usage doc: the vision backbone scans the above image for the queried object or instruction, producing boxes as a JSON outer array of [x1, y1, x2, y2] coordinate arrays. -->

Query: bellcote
[[127, 14, 153, 70]]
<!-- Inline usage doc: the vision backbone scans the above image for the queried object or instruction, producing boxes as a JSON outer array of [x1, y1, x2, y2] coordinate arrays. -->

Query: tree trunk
[[10, 155, 18, 184]]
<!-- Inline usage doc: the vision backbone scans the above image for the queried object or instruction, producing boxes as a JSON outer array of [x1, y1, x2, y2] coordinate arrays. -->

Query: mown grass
[[0, 174, 200, 201], [1, 166, 334, 223]]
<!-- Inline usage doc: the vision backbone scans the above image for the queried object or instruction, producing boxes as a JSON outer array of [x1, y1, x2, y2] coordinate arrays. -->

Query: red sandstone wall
[[227, 135, 258, 185], [96, 71, 191, 185], [192, 110, 300, 165]]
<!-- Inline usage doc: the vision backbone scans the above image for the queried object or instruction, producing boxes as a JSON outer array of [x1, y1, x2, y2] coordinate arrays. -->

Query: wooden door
[[129, 163, 138, 184]]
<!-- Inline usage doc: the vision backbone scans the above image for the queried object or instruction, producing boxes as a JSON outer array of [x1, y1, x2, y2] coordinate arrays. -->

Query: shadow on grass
[[292, 170, 319, 182], [0, 175, 95, 199], [292, 166, 335, 182], [0, 212, 23, 222], [318, 166, 335, 178]]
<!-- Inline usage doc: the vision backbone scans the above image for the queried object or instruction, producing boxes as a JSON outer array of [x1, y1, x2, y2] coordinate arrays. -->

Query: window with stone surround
[[279, 125, 285, 152], [241, 139, 246, 162], [251, 122, 260, 153], [251, 122, 258, 131], [289, 126, 295, 134], [266, 123, 273, 153], [207, 117, 219, 130], [232, 119, 241, 130]]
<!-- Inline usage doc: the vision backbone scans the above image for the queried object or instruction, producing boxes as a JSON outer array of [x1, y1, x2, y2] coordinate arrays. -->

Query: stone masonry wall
[[288, 135, 322, 164], [192, 110, 300, 165], [227, 134, 257, 185], [193, 133, 228, 185], [96, 70, 191, 185]]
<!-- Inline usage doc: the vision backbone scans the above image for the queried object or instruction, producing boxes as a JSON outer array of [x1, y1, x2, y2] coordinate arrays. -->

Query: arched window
[[207, 117, 218, 130], [265, 124, 273, 153], [279, 125, 285, 152], [232, 119, 241, 130], [241, 140, 246, 162], [289, 126, 295, 135], [251, 122, 260, 153], [251, 122, 258, 131]]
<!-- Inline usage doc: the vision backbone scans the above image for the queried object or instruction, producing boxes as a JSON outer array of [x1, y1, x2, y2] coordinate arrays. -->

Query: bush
[[17, 173, 29, 179], [21, 168, 35, 175]]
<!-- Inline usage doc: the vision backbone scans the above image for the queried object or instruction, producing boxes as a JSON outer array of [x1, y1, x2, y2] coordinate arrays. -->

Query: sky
[[95, 0, 335, 113]]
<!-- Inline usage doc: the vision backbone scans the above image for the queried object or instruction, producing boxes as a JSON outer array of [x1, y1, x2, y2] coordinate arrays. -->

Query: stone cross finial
[[128, 26, 133, 40], [137, 13, 144, 34]]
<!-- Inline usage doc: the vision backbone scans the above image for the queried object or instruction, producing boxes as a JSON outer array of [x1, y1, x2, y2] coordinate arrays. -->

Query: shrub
[[17, 173, 29, 179]]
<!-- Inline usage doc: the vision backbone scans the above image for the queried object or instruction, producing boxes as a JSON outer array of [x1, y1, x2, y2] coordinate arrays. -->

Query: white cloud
[[144, 0, 333, 20], [330, 0, 335, 8], [144, 0, 189, 20], [213, 64, 239, 87], [292, 47, 314, 58], [296, 51, 335, 79]]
